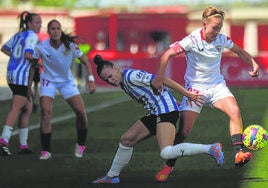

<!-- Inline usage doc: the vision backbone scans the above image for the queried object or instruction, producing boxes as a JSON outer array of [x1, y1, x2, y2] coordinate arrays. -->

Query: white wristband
[[88, 75, 95, 82]]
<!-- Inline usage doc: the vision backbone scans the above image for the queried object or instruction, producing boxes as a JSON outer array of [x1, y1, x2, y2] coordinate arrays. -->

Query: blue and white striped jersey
[[2, 30, 38, 86], [120, 69, 179, 115]]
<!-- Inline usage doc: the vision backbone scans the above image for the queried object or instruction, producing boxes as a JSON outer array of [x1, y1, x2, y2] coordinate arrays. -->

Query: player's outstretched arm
[[162, 77, 204, 106], [231, 44, 259, 77], [79, 54, 96, 94]]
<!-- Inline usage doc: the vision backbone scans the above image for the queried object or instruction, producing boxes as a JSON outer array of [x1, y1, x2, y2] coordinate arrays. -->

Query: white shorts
[[179, 81, 234, 113], [40, 78, 80, 99]]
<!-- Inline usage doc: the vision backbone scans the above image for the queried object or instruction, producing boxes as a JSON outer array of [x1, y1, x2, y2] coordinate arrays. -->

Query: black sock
[[166, 158, 178, 167], [77, 128, 87, 146], [231, 134, 243, 153], [40, 132, 51, 152]]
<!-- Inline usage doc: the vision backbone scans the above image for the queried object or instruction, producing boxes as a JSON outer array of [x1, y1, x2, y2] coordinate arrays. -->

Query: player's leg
[[156, 121, 224, 162], [155, 110, 199, 182], [38, 79, 56, 160], [93, 120, 151, 184], [17, 98, 34, 154], [65, 94, 88, 158], [39, 96, 53, 160], [0, 85, 30, 156], [59, 79, 88, 157], [213, 96, 252, 167]]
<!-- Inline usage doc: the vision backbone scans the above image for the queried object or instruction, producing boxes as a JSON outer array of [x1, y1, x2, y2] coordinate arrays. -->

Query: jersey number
[[42, 79, 50, 87], [13, 38, 23, 59]]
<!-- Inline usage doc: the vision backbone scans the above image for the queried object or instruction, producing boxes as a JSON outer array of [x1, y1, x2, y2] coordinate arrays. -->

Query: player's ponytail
[[93, 54, 114, 76], [60, 31, 77, 50], [18, 11, 39, 33]]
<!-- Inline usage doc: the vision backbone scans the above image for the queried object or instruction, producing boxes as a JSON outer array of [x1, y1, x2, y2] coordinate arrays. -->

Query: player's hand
[[186, 92, 204, 107], [87, 81, 96, 94], [151, 76, 163, 95], [27, 88, 33, 102], [248, 62, 259, 77]]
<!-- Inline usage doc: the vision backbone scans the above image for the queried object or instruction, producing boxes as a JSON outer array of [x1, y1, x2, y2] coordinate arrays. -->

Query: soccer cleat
[[39, 151, 52, 160], [18, 145, 34, 154], [74, 144, 86, 158], [235, 150, 252, 167], [18, 146, 33, 155], [155, 164, 174, 182], [0, 143, 11, 156], [92, 175, 120, 184], [208, 143, 224, 166]]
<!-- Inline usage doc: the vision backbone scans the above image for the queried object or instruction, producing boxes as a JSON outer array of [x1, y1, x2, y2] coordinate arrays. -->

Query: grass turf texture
[[0, 88, 267, 188]]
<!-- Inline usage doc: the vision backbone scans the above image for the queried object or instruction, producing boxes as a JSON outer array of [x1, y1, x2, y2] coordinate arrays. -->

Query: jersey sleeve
[[25, 33, 39, 54], [70, 42, 83, 58], [33, 44, 41, 59], [127, 70, 154, 87], [170, 35, 193, 53], [2, 35, 15, 52], [224, 36, 234, 49]]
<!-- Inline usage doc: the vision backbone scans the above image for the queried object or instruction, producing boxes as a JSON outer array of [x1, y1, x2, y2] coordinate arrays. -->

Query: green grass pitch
[[0, 88, 267, 188]]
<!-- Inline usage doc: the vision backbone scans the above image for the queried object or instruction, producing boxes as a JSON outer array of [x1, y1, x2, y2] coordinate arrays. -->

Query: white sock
[[19, 128, 28, 146], [160, 143, 211, 159], [1, 125, 13, 143], [107, 143, 133, 177]]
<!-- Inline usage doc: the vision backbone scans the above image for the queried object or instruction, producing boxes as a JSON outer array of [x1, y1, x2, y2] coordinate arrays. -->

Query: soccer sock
[[107, 143, 133, 178], [160, 143, 211, 159], [231, 134, 243, 153], [166, 158, 178, 167], [19, 128, 28, 146], [77, 128, 87, 146], [40, 132, 51, 152], [1, 125, 13, 144]]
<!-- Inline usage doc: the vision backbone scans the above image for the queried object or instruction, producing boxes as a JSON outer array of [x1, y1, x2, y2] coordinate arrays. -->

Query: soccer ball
[[242, 125, 268, 151]]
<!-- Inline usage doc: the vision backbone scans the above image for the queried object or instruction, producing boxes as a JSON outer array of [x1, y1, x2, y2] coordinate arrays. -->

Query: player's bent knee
[[120, 136, 133, 147], [160, 146, 173, 159]]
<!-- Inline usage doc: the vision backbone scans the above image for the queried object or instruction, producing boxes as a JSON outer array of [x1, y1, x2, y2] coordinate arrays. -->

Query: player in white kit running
[[152, 5, 260, 182], [32, 19, 96, 160]]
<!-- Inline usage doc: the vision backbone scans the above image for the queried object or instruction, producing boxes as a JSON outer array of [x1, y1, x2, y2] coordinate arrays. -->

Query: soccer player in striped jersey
[[0, 11, 42, 156], [92, 55, 224, 184], [152, 5, 260, 182]]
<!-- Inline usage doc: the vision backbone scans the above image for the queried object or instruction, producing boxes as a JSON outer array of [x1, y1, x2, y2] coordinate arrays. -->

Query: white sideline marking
[[12, 96, 130, 136]]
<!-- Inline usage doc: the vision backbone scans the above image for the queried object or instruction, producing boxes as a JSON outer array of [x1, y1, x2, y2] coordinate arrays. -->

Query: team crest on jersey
[[216, 45, 222, 52], [136, 71, 144, 79]]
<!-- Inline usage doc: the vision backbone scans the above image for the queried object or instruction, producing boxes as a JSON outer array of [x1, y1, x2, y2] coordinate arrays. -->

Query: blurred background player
[[32, 64, 40, 113], [152, 5, 260, 182], [75, 41, 91, 88], [0, 11, 42, 155]]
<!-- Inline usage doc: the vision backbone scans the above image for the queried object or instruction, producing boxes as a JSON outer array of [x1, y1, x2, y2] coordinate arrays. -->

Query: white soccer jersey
[[170, 28, 234, 87], [33, 39, 83, 82], [3, 30, 38, 86], [120, 69, 179, 115]]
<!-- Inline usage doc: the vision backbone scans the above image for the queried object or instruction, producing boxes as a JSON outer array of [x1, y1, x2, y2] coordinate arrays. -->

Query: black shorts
[[8, 84, 28, 97], [140, 111, 180, 135]]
